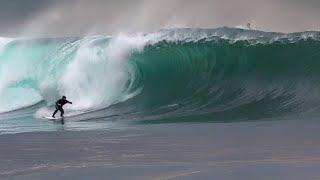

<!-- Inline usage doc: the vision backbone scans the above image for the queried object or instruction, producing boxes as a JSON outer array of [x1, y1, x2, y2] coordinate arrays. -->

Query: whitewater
[[1, 27, 320, 133]]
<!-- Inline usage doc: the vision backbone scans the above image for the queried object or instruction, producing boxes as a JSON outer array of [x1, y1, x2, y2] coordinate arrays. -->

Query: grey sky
[[0, 0, 320, 37]]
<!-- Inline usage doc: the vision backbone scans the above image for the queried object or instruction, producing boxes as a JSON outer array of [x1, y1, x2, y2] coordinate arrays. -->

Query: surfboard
[[44, 116, 64, 120]]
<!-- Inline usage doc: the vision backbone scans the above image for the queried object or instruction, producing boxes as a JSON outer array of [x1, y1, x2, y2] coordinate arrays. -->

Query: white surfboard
[[44, 116, 64, 120]]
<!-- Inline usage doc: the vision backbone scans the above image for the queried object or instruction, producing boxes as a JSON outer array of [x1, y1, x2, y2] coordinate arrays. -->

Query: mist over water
[[1, 0, 320, 37]]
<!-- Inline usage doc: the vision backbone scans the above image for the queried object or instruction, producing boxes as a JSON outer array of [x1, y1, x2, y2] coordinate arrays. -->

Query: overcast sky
[[0, 0, 320, 37]]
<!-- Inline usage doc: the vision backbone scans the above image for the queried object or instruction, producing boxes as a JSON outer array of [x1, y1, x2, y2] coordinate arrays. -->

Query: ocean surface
[[1, 27, 320, 134]]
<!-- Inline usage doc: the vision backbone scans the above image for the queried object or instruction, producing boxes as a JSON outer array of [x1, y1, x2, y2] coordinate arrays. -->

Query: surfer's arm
[[55, 101, 61, 106], [67, 100, 72, 104]]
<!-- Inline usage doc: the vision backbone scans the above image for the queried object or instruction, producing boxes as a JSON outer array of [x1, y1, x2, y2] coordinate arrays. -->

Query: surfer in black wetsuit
[[52, 96, 72, 118]]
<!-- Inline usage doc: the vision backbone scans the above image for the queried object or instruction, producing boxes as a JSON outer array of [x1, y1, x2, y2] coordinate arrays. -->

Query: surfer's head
[[62, 96, 66, 99]]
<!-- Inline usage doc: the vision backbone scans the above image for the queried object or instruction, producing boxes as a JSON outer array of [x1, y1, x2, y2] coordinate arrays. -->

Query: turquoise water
[[1, 27, 320, 133]]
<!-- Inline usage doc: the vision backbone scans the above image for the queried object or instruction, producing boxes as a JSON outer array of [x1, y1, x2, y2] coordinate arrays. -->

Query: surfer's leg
[[52, 109, 58, 118], [60, 107, 64, 117]]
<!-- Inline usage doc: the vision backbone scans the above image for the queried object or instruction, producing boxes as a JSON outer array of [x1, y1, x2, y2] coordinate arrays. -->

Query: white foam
[[56, 34, 148, 111]]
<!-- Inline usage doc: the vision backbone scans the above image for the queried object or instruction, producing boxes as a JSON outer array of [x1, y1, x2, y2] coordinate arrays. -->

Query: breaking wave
[[1, 27, 320, 122]]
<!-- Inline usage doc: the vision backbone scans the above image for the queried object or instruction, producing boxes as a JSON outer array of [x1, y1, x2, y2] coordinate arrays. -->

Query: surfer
[[52, 96, 72, 118]]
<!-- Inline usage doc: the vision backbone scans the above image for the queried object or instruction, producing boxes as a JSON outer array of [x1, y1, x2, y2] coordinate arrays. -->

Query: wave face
[[1, 27, 320, 123]]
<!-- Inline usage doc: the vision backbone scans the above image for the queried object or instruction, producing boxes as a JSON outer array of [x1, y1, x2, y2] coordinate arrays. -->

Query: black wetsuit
[[52, 99, 72, 117]]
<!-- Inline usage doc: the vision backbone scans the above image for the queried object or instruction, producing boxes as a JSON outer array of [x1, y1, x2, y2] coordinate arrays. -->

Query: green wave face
[[1, 28, 320, 123], [129, 38, 320, 122]]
